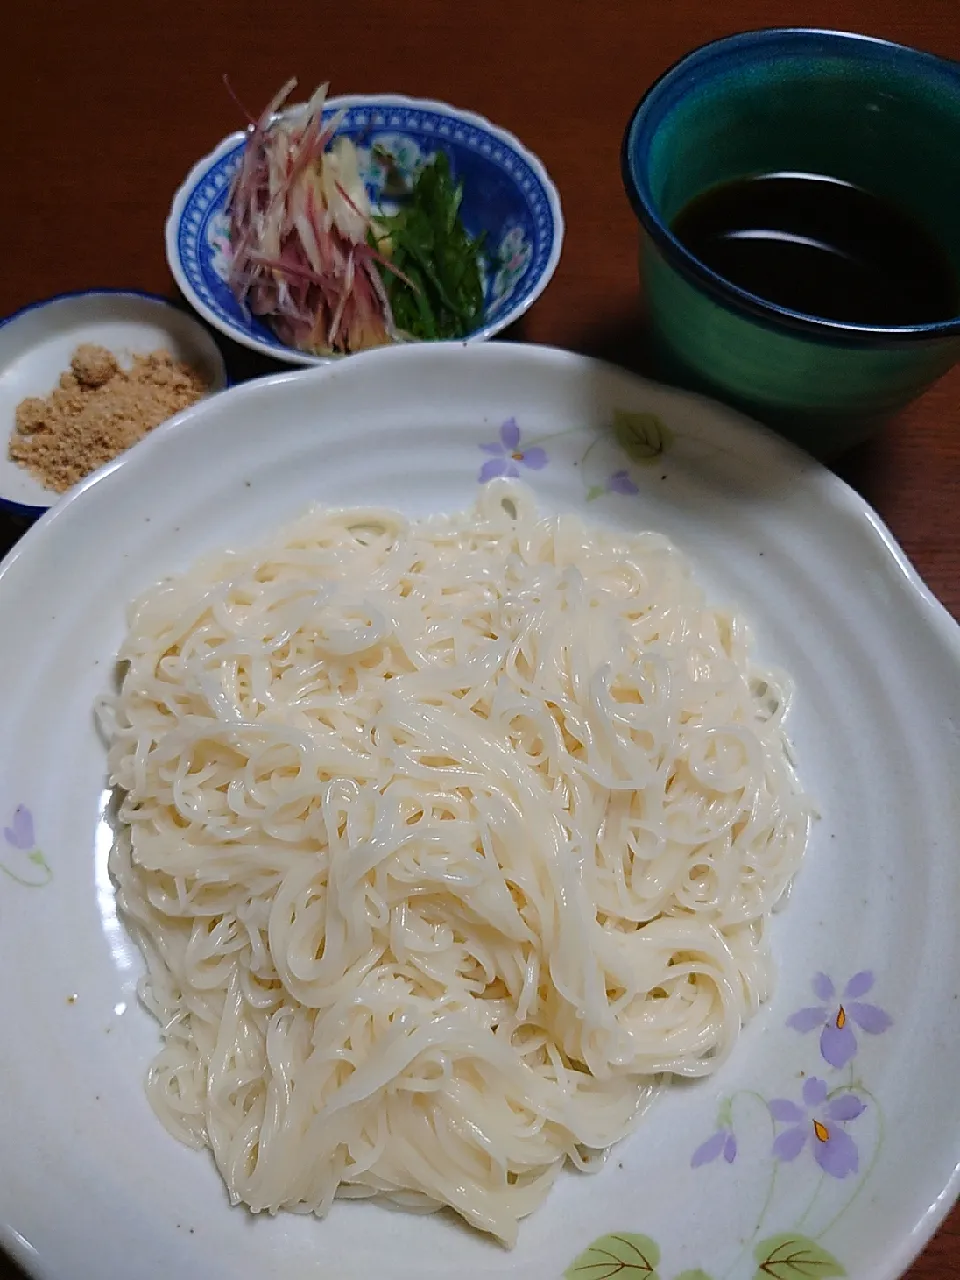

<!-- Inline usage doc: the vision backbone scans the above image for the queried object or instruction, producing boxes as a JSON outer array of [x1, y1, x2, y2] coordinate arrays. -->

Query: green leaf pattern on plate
[[612, 409, 673, 464], [753, 1234, 846, 1280], [565, 1233, 661, 1279], [566, 1233, 845, 1280]]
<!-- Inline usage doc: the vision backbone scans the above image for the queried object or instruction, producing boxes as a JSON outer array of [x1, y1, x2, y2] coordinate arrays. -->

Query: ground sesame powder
[[8, 343, 209, 492]]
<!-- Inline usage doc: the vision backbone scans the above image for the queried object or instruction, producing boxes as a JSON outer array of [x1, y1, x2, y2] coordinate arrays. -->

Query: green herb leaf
[[753, 1234, 846, 1280], [379, 152, 486, 341], [585, 484, 606, 503], [612, 410, 673, 464], [565, 1233, 661, 1279], [676, 1270, 714, 1280]]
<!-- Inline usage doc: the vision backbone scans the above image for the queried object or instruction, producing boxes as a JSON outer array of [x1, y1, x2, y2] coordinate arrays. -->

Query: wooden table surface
[[1, 1, 957, 1277]]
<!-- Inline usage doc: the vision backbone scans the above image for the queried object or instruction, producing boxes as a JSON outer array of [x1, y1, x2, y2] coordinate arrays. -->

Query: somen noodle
[[99, 480, 810, 1245]]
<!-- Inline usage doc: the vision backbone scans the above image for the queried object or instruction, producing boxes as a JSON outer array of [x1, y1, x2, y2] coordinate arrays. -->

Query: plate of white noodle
[[0, 342, 957, 1280]]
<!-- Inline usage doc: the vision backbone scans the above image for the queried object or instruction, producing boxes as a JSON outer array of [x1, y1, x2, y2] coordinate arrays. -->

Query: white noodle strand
[[101, 480, 810, 1245]]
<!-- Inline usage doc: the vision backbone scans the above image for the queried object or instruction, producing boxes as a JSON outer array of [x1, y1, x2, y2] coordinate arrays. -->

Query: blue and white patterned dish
[[165, 95, 564, 365]]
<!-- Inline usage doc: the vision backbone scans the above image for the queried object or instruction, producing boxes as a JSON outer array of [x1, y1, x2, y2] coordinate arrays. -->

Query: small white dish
[[0, 289, 227, 520]]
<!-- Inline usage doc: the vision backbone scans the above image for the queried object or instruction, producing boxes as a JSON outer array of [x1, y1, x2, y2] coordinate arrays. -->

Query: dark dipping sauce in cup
[[670, 171, 960, 326]]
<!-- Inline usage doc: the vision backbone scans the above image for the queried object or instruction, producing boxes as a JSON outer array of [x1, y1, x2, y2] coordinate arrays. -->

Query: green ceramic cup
[[621, 28, 960, 455]]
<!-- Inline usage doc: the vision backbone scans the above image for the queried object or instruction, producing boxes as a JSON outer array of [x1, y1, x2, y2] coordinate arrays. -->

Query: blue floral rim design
[[0, 288, 194, 333], [166, 94, 564, 365]]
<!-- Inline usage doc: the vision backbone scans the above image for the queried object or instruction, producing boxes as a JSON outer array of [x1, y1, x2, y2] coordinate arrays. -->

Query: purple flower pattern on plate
[[684, 971, 889, 1266], [691, 1125, 738, 1167], [769, 1077, 865, 1179], [585, 470, 640, 503], [477, 418, 548, 483], [1, 804, 51, 887], [787, 972, 892, 1068], [605, 469, 639, 496], [3, 804, 35, 850]]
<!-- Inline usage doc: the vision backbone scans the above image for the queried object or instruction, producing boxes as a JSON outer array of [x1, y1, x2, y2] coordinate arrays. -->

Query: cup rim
[[621, 26, 960, 344]]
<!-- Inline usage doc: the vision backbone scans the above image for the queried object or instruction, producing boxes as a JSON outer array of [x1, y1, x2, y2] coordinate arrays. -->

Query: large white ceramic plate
[[1, 344, 958, 1280]]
